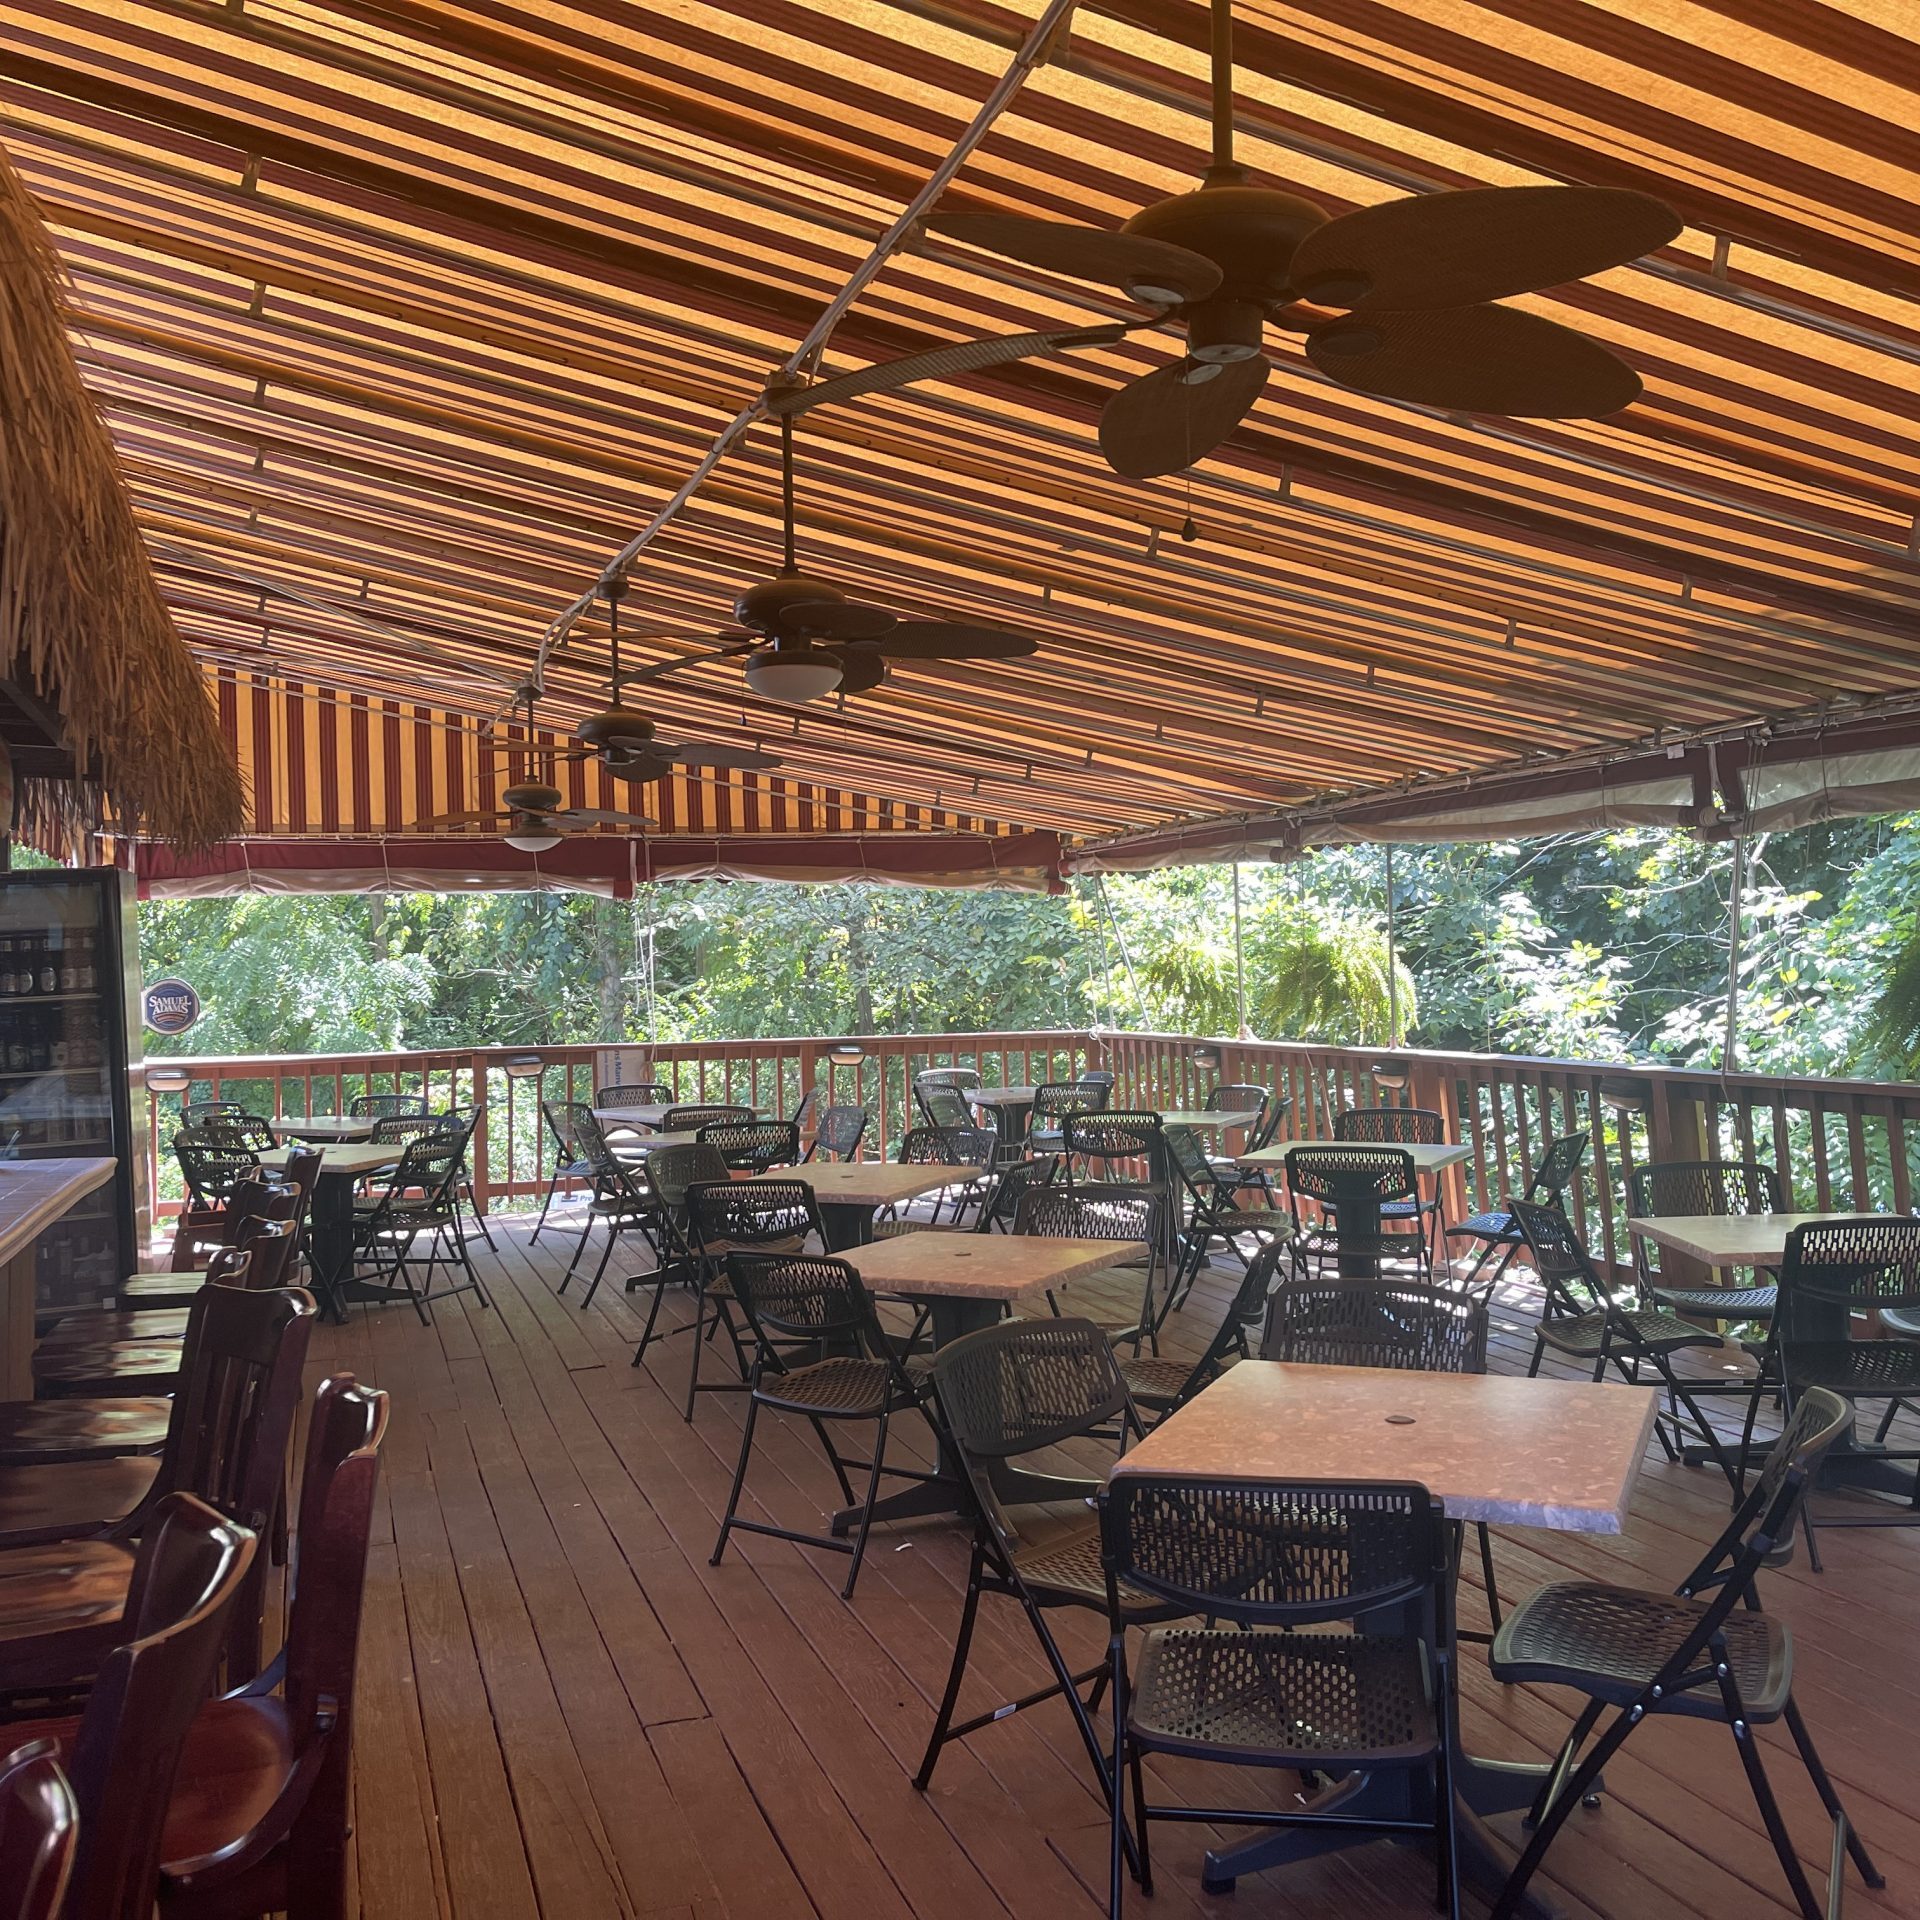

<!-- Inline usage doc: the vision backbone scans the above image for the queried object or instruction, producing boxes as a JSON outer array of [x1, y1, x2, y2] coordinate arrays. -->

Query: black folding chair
[[803, 1104, 869, 1163], [1014, 1183, 1164, 1352], [627, 1141, 730, 1357], [351, 1134, 490, 1323], [1489, 1386, 1878, 1920], [697, 1119, 800, 1174], [559, 1111, 661, 1310], [1447, 1129, 1589, 1293], [710, 1253, 939, 1598], [1284, 1144, 1432, 1281], [1762, 1215, 1920, 1569], [1099, 1473, 1460, 1920], [1116, 1237, 1287, 1422], [916, 1316, 1167, 1863]]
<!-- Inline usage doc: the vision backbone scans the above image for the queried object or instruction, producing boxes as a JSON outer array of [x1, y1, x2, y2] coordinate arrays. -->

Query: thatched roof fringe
[[0, 137, 242, 849]]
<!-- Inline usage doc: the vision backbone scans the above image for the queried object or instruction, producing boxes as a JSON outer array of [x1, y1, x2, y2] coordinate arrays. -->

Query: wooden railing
[[143, 1028, 1920, 1284]]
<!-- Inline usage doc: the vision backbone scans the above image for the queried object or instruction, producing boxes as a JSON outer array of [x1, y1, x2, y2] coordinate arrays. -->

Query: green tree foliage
[[127, 811, 1920, 1082]]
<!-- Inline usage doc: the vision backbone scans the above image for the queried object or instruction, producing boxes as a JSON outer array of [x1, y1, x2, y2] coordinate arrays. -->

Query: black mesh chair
[[174, 1131, 262, 1210], [662, 1104, 753, 1132], [348, 1093, 427, 1120], [532, 1099, 594, 1246], [1099, 1473, 1460, 1920], [801, 1104, 868, 1164], [1206, 1081, 1267, 1119], [697, 1119, 800, 1174], [679, 1179, 823, 1421], [1488, 1386, 1877, 1920], [1117, 1237, 1286, 1422], [1630, 1158, 1782, 1323], [1447, 1129, 1589, 1293], [914, 1080, 976, 1131], [875, 1126, 997, 1233], [1335, 1106, 1448, 1256], [183, 1099, 247, 1126], [597, 1081, 676, 1108], [1215, 1092, 1290, 1203], [1512, 1199, 1738, 1491], [367, 1112, 447, 1151], [1161, 1124, 1289, 1303], [1062, 1109, 1162, 1187], [627, 1141, 729, 1359], [1265, 1275, 1503, 1636], [709, 1253, 938, 1598], [1076, 1068, 1116, 1096], [915, 1066, 982, 1093], [350, 1133, 490, 1322], [1014, 1183, 1164, 1351], [200, 1112, 278, 1155], [916, 1317, 1168, 1847], [437, 1106, 496, 1253], [1762, 1216, 1920, 1569], [1027, 1082, 1106, 1157], [1284, 1144, 1432, 1281], [559, 1111, 660, 1309]]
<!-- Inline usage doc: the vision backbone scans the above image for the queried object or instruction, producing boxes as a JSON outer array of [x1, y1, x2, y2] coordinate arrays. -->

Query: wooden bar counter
[[0, 1158, 116, 1396]]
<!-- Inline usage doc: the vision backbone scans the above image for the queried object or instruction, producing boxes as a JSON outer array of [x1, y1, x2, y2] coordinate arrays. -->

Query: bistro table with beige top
[[0, 1157, 115, 1396], [259, 1140, 400, 1319], [1114, 1359, 1657, 1907], [1154, 1108, 1259, 1130], [591, 1102, 766, 1133], [1239, 1135, 1473, 1273], [268, 1113, 376, 1144], [833, 1232, 1124, 1531], [746, 1159, 985, 1250]]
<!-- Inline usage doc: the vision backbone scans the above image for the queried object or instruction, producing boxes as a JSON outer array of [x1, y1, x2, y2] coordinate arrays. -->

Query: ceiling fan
[[620, 412, 1040, 704], [403, 684, 656, 852], [519, 577, 786, 782], [769, 0, 1680, 478]]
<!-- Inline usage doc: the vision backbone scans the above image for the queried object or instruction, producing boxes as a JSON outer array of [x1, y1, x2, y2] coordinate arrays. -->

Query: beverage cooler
[[0, 868, 144, 1311]]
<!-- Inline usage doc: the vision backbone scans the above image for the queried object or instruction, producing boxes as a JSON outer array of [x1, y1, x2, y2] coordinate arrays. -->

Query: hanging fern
[[1861, 922, 1920, 1076]]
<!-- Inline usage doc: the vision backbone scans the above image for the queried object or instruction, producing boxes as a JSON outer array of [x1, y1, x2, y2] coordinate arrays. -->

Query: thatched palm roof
[[0, 140, 241, 850]]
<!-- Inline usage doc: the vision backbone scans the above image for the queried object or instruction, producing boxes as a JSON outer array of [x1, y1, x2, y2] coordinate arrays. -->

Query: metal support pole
[[1384, 843, 1401, 1048], [1096, 875, 1152, 1030], [1723, 835, 1746, 1074], [1231, 861, 1250, 1038]]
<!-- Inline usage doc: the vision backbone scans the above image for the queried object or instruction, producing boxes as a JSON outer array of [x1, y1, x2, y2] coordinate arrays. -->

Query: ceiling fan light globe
[[503, 814, 564, 853], [743, 648, 844, 704], [1126, 279, 1185, 307], [1189, 340, 1261, 364]]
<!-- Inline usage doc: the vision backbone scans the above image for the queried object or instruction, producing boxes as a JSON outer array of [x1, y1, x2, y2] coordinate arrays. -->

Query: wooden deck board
[[306, 1206, 1920, 1920]]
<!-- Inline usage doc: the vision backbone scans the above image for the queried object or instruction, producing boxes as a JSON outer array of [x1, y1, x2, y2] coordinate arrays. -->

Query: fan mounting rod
[[1209, 0, 1235, 177]]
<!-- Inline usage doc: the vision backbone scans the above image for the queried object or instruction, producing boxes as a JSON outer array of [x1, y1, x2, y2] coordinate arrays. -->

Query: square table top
[[845, 1233, 1124, 1301], [1112, 1361, 1656, 1533], [269, 1115, 376, 1142], [965, 1086, 1041, 1106], [1157, 1109, 1260, 1130], [743, 1162, 983, 1209], [259, 1141, 400, 1178], [1626, 1211, 1829, 1267], [1236, 1137, 1473, 1175], [593, 1103, 764, 1130]]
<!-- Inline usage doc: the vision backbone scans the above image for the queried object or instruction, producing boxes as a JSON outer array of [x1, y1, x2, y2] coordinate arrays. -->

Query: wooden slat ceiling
[[8, 0, 1920, 845]]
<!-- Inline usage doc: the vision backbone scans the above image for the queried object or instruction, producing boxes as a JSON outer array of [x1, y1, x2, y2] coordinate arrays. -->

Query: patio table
[[1239, 1135, 1472, 1274], [268, 1114, 376, 1143], [1153, 1108, 1259, 1129], [259, 1140, 400, 1319], [743, 1160, 983, 1251], [1113, 1360, 1656, 1908], [833, 1232, 1123, 1532]]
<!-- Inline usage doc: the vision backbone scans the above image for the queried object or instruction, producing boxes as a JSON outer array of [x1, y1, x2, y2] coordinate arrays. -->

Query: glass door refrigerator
[[0, 867, 144, 1311]]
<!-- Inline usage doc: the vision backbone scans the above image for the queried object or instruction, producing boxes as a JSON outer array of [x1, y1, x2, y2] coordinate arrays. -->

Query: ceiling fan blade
[[400, 810, 498, 829], [656, 741, 784, 771], [597, 754, 676, 784], [780, 599, 896, 642], [560, 809, 659, 829], [617, 637, 756, 686], [930, 212, 1222, 304], [768, 324, 1130, 419], [825, 647, 889, 695], [1098, 356, 1270, 480], [877, 623, 1039, 661], [1305, 305, 1641, 417], [1289, 186, 1681, 313]]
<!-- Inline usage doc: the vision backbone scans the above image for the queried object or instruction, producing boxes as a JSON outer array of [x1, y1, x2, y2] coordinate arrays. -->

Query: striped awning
[[10, 0, 1920, 875]]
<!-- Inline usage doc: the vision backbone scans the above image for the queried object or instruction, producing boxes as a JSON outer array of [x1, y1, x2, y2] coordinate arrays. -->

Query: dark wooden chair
[[1, 1494, 256, 1920], [120, 1188, 304, 1313], [0, 1286, 315, 1693], [0, 1739, 75, 1920], [152, 1376, 390, 1920]]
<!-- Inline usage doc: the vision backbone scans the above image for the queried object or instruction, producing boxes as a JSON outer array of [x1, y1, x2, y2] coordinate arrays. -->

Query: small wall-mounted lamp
[[1369, 1058, 1411, 1094], [501, 1053, 546, 1080], [145, 1066, 193, 1095], [1599, 1076, 1649, 1114], [1191, 1043, 1223, 1071], [827, 1042, 866, 1066]]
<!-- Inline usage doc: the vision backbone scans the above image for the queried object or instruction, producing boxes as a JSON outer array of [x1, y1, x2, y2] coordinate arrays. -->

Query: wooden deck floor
[[304, 1206, 1920, 1920]]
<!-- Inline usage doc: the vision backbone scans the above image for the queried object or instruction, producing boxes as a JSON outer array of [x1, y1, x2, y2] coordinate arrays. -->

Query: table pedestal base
[[1199, 1752, 1582, 1918]]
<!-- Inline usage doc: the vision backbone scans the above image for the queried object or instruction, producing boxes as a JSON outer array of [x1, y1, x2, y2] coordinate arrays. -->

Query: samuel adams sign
[[142, 977, 202, 1036]]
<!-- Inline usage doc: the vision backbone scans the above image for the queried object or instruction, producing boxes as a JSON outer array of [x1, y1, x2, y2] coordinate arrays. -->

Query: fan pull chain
[[1209, 0, 1236, 177], [1181, 470, 1200, 543]]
